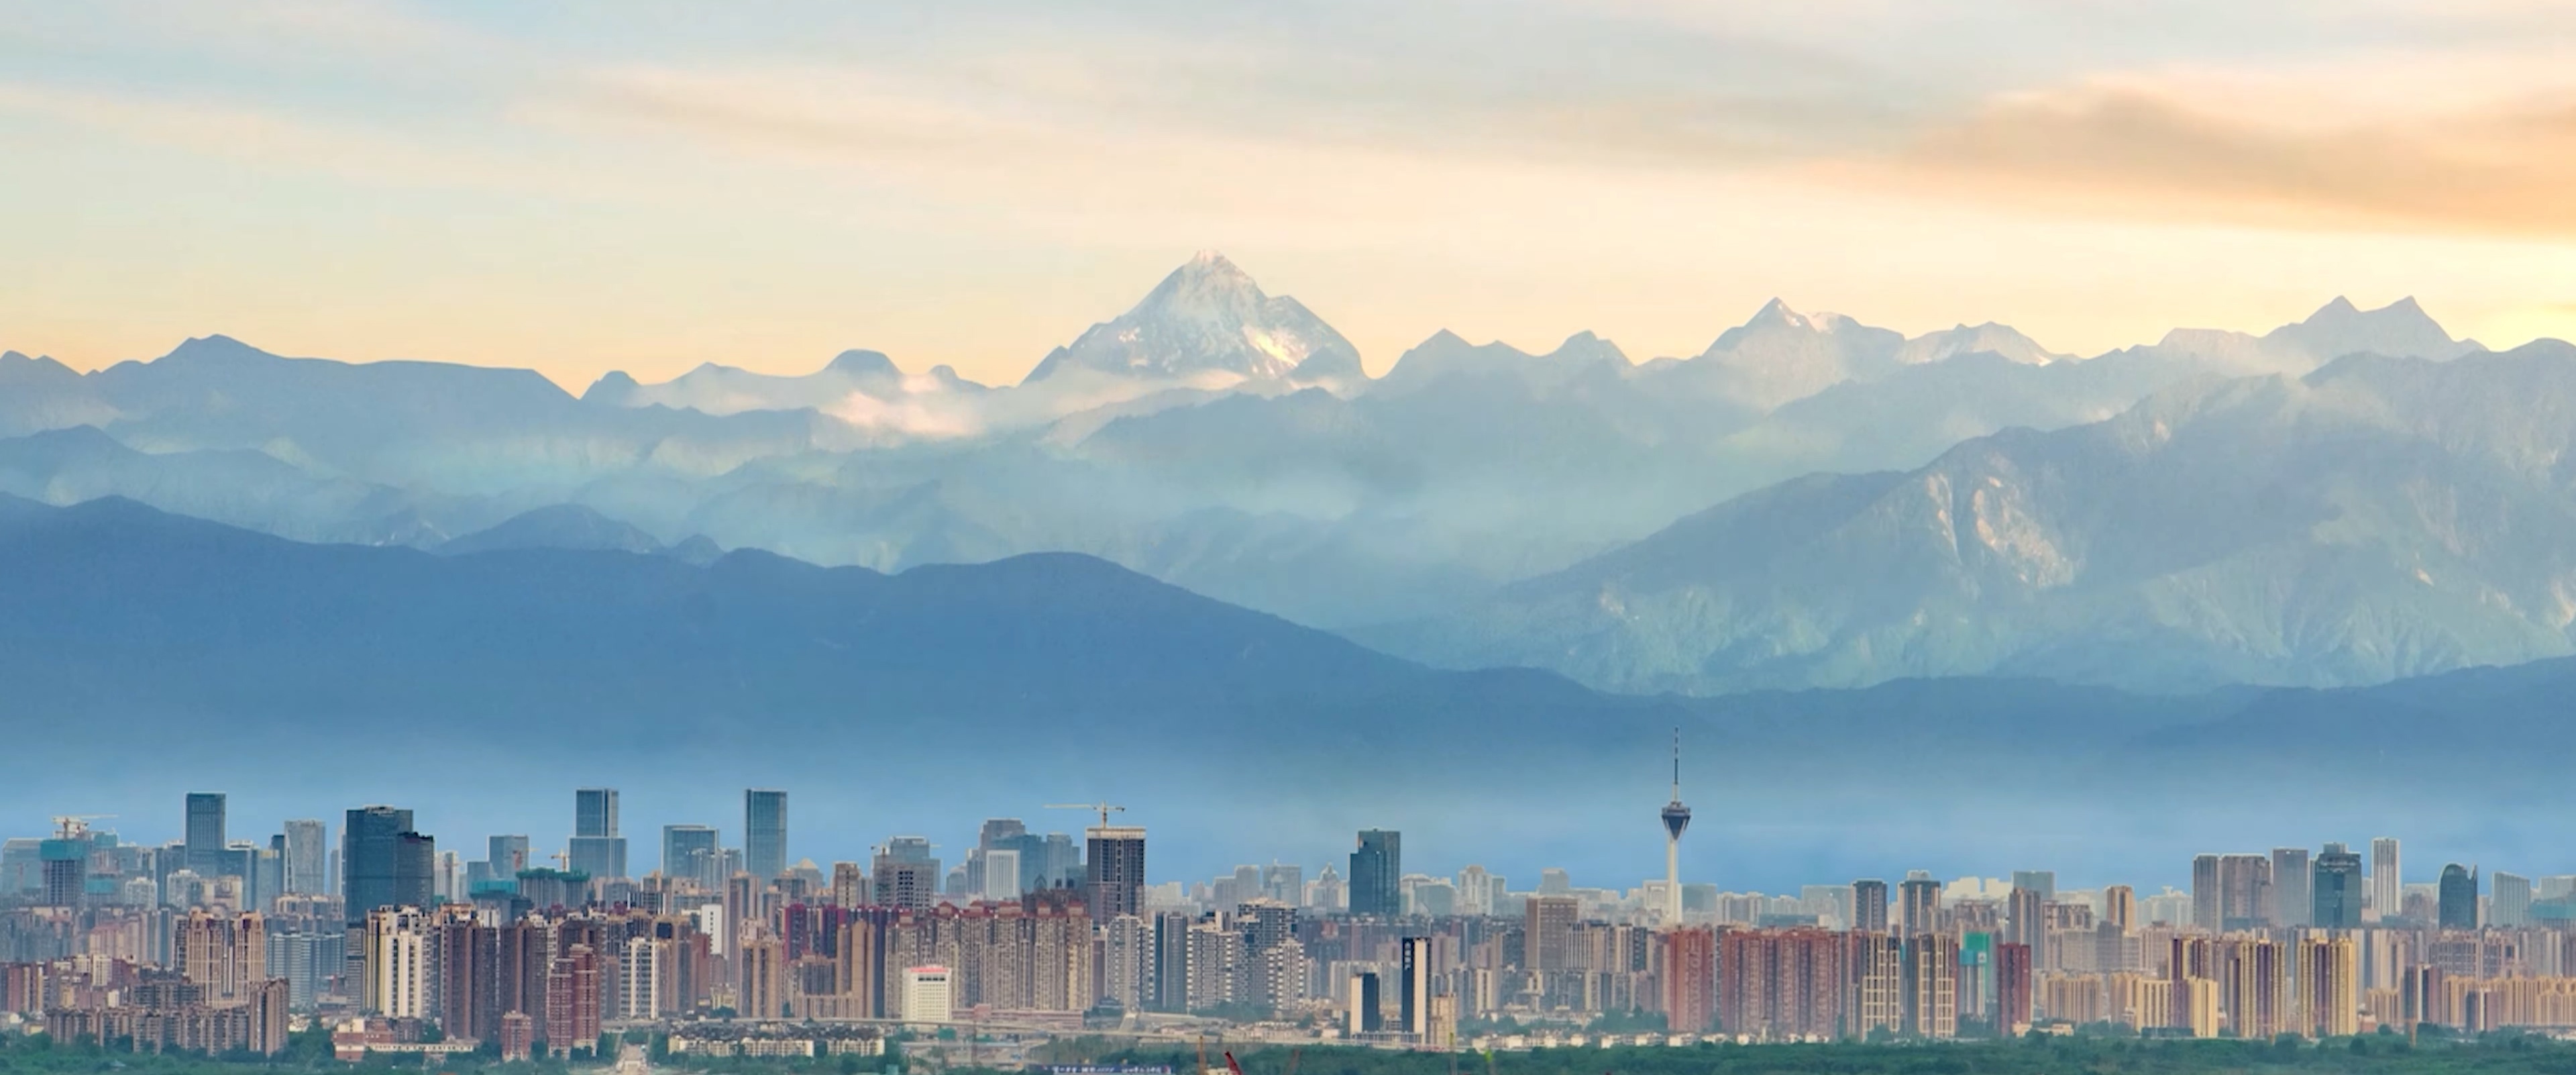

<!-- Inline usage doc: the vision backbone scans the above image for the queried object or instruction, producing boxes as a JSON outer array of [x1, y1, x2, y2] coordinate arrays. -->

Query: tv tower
[[1660, 728, 1691, 926]]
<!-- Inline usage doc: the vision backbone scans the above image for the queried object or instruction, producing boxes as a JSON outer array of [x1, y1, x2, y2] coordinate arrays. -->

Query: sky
[[5, 1, 2576, 392]]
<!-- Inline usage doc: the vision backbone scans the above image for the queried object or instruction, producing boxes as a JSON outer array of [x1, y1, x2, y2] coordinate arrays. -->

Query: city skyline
[[11, 787, 2569, 1053], [3, 787, 2549, 924], [10, 1, 2576, 1065]]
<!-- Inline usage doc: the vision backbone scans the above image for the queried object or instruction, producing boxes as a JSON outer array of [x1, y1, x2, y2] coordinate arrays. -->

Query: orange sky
[[3, 1, 2574, 391]]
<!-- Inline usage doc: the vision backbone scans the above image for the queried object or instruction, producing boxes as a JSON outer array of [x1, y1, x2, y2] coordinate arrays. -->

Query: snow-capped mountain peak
[[1024, 252, 1363, 385]]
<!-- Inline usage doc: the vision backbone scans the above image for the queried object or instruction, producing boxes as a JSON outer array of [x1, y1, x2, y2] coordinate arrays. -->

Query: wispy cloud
[[1851, 58, 2576, 240]]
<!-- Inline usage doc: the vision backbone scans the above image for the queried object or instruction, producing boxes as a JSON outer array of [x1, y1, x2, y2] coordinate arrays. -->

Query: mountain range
[[0, 253, 2531, 696], [5, 494, 2573, 884], [1367, 342, 2576, 693]]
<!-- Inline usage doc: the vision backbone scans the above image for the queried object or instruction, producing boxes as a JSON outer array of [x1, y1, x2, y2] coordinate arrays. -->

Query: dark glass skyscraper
[[1852, 879, 1890, 933], [282, 819, 328, 896], [570, 788, 627, 880], [663, 824, 721, 888], [2438, 864, 2479, 930], [1348, 829, 1401, 917], [745, 789, 788, 880], [2312, 843, 2364, 928], [341, 805, 433, 925], [1898, 873, 1941, 937], [184, 792, 227, 876], [576, 788, 617, 839]]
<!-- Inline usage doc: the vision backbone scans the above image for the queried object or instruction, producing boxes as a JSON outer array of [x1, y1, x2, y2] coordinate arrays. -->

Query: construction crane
[[1044, 802, 1126, 828], [52, 815, 113, 839]]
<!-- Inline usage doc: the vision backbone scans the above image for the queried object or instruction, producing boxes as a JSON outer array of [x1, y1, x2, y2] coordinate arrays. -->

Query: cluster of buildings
[[6, 778, 2576, 1060]]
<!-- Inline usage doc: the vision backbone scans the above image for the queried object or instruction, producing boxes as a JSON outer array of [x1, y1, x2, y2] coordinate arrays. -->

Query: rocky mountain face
[[1365, 342, 2576, 694]]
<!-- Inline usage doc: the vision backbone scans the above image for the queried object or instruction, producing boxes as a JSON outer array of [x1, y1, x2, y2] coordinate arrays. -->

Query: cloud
[[1845, 66, 2576, 240]]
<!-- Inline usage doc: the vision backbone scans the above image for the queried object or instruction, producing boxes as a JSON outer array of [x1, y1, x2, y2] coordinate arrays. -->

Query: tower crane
[[52, 815, 114, 839], [1044, 803, 1126, 828]]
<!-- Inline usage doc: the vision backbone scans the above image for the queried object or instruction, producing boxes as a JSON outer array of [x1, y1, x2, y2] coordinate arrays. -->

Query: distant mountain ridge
[[1365, 342, 2576, 694], [0, 262, 2519, 673], [7, 493, 2576, 882]]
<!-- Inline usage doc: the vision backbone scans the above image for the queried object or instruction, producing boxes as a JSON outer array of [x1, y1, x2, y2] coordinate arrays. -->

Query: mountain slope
[[10, 495, 2576, 882], [1366, 342, 2576, 694], [439, 504, 670, 556]]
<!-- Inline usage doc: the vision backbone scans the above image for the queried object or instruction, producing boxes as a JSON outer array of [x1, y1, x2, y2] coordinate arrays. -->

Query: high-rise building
[[2370, 838, 2401, 920], [2312, 843, 2364, 929], [2102, 884, 2136, 932], [342, 806, 433, 925], [1263, 863, 1303, 907], [662, 825, 721, 889], [2269, 848, 2311, 927], [1849, 931, 1902, 1037], [983, 849, 1022, 901], [38, 828, 87, 910], [2298, 935, 2359, 1037], [1903, 933, 1958, 1039], [174, 909, 268, 1005], [2217, 854, 2271, 930], [1898, 873, 1941, 937], [2437, 864, 2477, 930], [1102, 914, 1152, 1010], [487, 834, 531, 878], [1852, 879, 1890, 934], [2006, 884, 2047, 970], [186, 792, 228, 876], [576, 788, 618, 838], [569, 835, 627, 880], [1086, 826, 1146, 921], [2220, 937, 2289, 1039], [830, 862, 867, 908], [1041, 833, 1081, 890], [363, 906, 430, 1018], [1349, 830, 1401, 918], [281, 819, 328, 896], [1660, 730, 1692, 925], [2492, 871, 2532, 928], [1994, 941, 2033, 1033], [1399, 935, 1434, 1041], [2190, 854, 2220, 931], [745, 790, 788, 880], [872, 841, 938, 911], [1664, 927, 1717, 1033], [1347, 971, 1382, 1035], [1151, 911, 1194, 1013], [570, 789, 629, 879], [1525, 895, 1580, 971], [2010, 871, 2055, 902]]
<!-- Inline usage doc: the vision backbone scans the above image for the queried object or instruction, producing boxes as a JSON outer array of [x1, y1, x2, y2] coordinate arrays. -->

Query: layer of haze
[[5, 1, 2576, 389]]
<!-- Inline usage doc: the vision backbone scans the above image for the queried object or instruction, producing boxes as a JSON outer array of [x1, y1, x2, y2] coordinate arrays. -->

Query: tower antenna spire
[[1660, 727, 1693, 927]]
